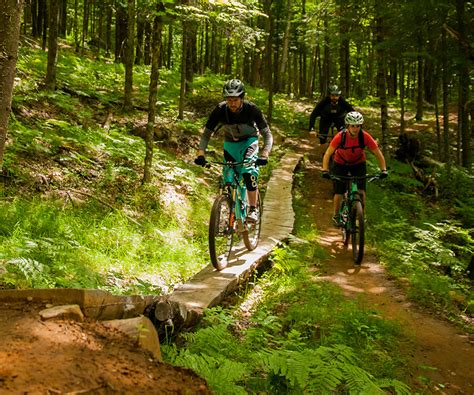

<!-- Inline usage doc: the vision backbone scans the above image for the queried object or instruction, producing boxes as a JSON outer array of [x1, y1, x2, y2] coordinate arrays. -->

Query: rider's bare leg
[[358, 190, 366, 210], [333, 193, 343, 216], [248, 189, 257, 207]]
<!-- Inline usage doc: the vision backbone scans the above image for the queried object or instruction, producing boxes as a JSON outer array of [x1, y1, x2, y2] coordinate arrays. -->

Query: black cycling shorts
[[332, 162, 367, 194]]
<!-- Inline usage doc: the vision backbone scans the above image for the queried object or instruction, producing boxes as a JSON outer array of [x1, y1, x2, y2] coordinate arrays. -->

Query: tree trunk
[[105, 1, 112, 57], [45, 0, 60, 90], [59, 0, 67, 37], [415, 55, 424, 121], [81, 0, 89, 52], [135, 15, 145, 65], [178, 21, 187, 120], [322, 17, 330, 96], [278, 0, 291, 93], [400, 60, 405, 134], [456, 0, 471, 170], [41, 0, 48, 50], [375, 5, 388, 155], [0, 0, 25, 167], [263, 0, 274, 122], [115, 2, 127, 62], [123, 0, 135, 110], [143, 3, 164, 184], [441, 29, 450, 167]]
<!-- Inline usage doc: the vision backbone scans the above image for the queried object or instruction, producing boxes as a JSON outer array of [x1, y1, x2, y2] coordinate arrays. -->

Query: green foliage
[[163, 257, 411, 394], [260, 346, 410, 394], [366, 166, 474, 322]]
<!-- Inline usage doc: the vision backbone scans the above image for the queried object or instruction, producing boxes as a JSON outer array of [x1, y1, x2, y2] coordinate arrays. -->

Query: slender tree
[[143, 2, 164, 184], [375, 1, 388, 154], [0, 0, 25, 167], [45, 0, 60, 90], [124, 0, 136, 110], [455, 0, 471, 170]]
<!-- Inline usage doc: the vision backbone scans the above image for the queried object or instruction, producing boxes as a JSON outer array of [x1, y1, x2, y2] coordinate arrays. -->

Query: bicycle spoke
[[351, 201, 365, 264], [243, 193, 262, 251], [209, 195, 234, 270]]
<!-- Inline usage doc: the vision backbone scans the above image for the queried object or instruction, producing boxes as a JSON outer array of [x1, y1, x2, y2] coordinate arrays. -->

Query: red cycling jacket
[[330, 130, 378, 165]]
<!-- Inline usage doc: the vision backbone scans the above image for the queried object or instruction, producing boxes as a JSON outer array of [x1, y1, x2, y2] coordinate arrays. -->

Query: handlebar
[[204, 159, 257, 169], [329, 174, 382, 183]]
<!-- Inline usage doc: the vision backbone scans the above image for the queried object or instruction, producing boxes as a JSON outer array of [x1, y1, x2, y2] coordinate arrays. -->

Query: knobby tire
[[351, 200, 365, 264], [243, 192, 262, 251], [341, 201, 350, 246], [209, 195, 233, 270]]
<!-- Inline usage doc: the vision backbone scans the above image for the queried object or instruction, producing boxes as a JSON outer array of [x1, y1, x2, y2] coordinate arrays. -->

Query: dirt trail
[[296, 136, 474, 394]]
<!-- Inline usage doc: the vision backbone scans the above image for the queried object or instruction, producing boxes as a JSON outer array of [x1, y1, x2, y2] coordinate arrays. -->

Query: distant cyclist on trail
[[321, 111, 388, 226], [194, 79, 273, 223], [309, 85, 354, 145]]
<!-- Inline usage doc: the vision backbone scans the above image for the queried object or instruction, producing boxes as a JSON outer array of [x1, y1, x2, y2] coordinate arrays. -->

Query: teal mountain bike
[[330, 173, 381, 265], [207, 160, 262, 270]]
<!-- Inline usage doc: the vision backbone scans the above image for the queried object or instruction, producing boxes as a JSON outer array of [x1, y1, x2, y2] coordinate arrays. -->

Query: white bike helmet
[[345, 111, 364, 125]]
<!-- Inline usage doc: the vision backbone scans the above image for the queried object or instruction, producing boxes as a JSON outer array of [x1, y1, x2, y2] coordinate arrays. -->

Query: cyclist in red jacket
[[321, 111, 388, 226]]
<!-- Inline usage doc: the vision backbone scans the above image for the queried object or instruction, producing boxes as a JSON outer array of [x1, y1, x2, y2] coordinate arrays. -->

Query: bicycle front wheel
[[209, 195, 234, 270], [341, 202, 350, 246], [351, 201, 365, 264], [243, 192, 262, 251]]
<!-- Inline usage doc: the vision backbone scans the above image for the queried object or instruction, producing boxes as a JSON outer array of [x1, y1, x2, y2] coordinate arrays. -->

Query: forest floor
[[0, 128, 472, 394], [0, 301, 210, 394], [294, 135, 474, 394]]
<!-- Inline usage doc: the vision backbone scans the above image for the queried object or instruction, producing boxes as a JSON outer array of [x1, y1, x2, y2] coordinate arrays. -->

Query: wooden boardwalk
[[154, 152, 303, 329]]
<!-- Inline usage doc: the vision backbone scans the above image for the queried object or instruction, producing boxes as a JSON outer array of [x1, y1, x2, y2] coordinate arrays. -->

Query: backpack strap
[[339, 130, 366, 150], [336, 130, 366, 165]]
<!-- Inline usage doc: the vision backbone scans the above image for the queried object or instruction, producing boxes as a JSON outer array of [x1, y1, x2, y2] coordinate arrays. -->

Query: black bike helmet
[[223, 79, 245, 98], [328, 85, 342, 95]]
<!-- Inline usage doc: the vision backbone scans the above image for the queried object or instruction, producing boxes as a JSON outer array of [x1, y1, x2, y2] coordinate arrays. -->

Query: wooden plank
[[155, 152, 303, 328]]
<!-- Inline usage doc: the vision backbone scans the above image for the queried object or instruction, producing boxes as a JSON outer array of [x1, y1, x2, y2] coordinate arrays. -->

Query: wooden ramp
[[153, 152, 303, 330]]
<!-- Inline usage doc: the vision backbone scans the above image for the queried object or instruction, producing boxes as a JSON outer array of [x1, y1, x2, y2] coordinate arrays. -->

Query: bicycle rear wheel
[[351, 200, 365, 264], [243, 192, 262, 251], [209, 195, 234, 270]]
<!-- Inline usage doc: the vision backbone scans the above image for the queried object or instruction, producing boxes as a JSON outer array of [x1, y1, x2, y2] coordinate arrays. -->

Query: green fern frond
[[172, 351, 249, 395], [375, 378, 412, 395]]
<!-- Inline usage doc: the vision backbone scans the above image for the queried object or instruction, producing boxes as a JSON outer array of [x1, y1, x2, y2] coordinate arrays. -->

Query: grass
[[0, 39, 295, 295], [162, 244, 412, 394]]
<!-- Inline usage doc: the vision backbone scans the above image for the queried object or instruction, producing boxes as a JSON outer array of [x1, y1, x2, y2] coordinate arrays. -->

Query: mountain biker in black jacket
[[194, 79, 273, 223], [309, 85, 354, 145]]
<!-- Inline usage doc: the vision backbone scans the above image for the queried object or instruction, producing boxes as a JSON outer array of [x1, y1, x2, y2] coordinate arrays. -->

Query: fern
[[7, 257, 53, 288], [375, 378, 412, 395], [260, 345, 407, 394], [165, 348, 249, 395]]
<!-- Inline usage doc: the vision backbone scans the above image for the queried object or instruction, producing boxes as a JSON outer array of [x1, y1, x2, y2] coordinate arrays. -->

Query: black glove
[[322, 171, 330, 179], [256, 157, 268, 166], [379, 170, 388, 179], [194, 155, 207, 167]]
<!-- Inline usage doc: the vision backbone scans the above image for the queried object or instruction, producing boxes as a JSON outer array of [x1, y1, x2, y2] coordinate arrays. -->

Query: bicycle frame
[[218, 160, 253, 231], [330, 173, 380, 264], [207, 159, 261, 270]]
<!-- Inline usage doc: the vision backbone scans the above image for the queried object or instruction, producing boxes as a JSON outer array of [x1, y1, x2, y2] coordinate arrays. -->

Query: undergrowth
[[162, 244, 411, 394], [365, 159, 474, 325], [0, 40, 293, 294]]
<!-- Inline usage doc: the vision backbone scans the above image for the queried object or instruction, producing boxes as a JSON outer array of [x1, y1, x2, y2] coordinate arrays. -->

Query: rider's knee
[[243, 173, 258, 191]]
